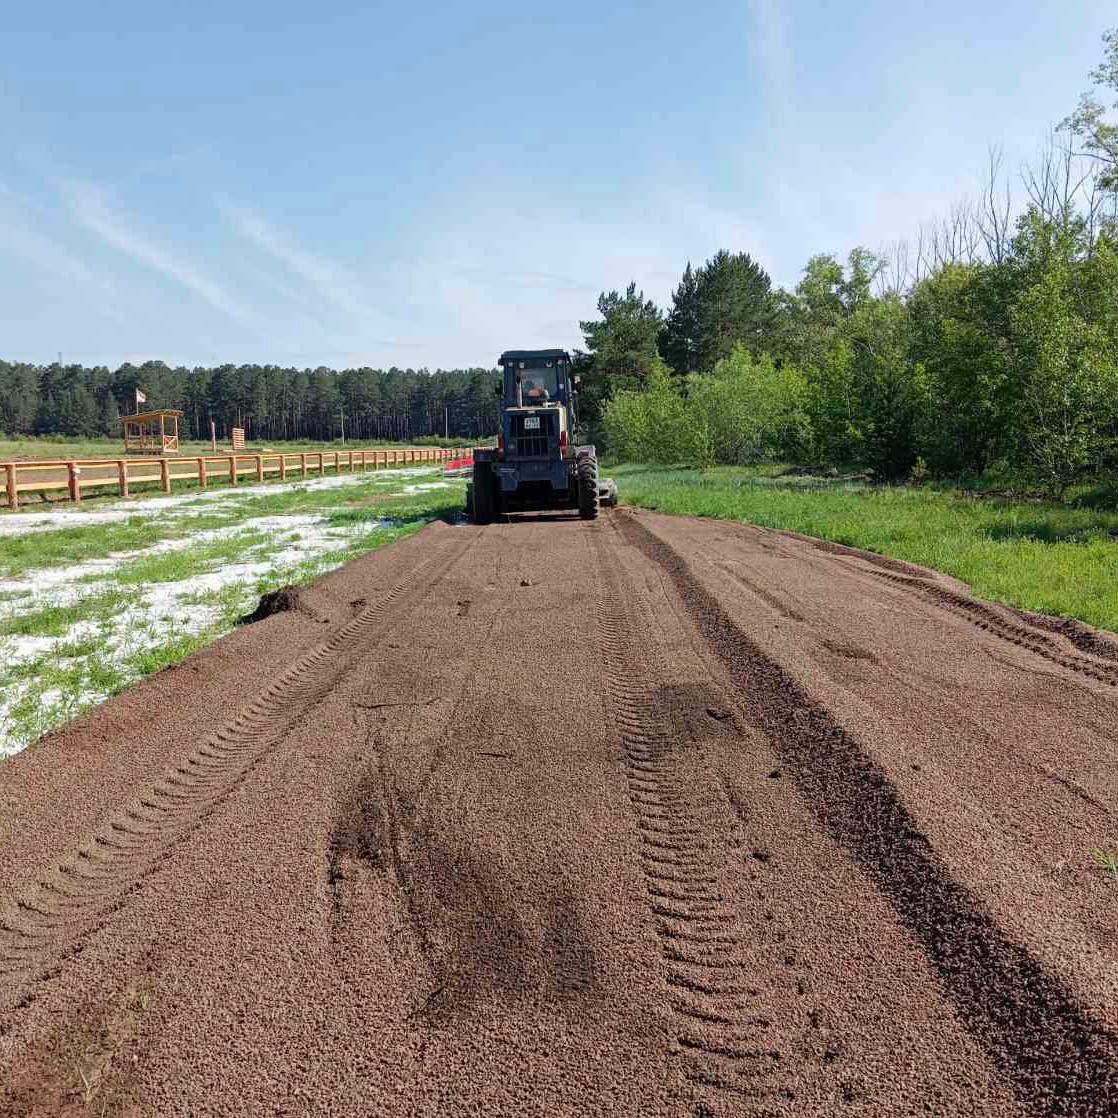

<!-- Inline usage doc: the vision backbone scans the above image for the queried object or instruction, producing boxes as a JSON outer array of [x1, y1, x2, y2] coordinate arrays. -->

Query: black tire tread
[[577, 455, 600, 520], [472, 462, 495, 524]]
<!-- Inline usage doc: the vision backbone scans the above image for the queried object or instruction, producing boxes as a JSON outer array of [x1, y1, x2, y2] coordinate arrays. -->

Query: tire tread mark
[[619, 510, 1118, 1118], [589, 525, 793, 1113], [0, 532, 473, 993], [872, 570, 1118, 686]]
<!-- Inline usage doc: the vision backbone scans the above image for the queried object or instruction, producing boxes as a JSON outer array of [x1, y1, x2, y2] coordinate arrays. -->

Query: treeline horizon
[[0, 360, 501, 444], [5, 32, 1117, 483], [579, 33, 1118, 493]]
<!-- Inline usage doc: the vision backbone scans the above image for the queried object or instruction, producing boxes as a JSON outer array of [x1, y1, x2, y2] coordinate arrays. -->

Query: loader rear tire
[[472, 461, 496, 524], [577, 455, 600, 521]]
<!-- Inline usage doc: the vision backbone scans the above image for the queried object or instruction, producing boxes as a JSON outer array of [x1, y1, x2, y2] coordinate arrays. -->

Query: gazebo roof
[[119, 410, 183, 423]]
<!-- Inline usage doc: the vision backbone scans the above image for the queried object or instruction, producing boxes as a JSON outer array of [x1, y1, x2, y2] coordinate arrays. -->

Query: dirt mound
[[237, 584, 307, 624]]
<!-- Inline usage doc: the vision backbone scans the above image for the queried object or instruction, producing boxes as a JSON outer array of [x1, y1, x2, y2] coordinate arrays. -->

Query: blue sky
[[1, 1, 1114, 369]]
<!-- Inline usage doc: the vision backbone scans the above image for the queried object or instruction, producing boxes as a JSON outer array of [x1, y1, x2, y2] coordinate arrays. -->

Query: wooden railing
[[2, 447, 470, 511]]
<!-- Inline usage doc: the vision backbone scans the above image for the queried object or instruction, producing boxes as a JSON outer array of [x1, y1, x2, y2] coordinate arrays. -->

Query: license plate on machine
[[523, 417, 540, 429]]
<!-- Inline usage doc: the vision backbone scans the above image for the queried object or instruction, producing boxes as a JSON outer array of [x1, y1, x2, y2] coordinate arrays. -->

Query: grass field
[[0, 434, 474, 461], [0, 465, 465, 757], [612, 464, 1118, 633]]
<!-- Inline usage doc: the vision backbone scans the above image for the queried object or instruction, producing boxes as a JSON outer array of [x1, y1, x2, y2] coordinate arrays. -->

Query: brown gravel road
[[2, 509, 1118, 1117]]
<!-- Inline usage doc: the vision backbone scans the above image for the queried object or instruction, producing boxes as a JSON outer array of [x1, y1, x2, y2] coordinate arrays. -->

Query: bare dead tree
[[875, 239, 912, 296], [1022, 132, 1096, 232], [917, 198, 983, 273], [977, 145, 1013, 264], [955, 198, 984, 264], [913, 224, 931, 284], [1079, 162, 1117, 253]]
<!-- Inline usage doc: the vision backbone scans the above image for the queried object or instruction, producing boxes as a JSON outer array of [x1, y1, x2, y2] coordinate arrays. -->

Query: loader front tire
[[577, 455, 600, 520], [472, 461, 496, 524]]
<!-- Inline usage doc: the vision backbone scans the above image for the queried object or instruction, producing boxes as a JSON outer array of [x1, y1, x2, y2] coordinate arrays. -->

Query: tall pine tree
[[660, 251, 778, 373]]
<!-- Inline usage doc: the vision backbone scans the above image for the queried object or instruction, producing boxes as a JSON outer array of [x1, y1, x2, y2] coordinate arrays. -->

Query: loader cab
[[498, 350, 574, 411], [468, 343, 611, 523]]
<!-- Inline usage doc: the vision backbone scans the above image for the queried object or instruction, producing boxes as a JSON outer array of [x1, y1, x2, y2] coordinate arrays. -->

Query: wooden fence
[[2, 447, 470, 511]]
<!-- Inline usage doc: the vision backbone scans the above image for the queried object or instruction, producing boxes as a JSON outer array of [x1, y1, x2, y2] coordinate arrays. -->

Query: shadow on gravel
[[403, 818, 601, 1020], [619, 511, 1118, 1118], [0, 973, 153, 1115], [328, 764, 600, 1021]]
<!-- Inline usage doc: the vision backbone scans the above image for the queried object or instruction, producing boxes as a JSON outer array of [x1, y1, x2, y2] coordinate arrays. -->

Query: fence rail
[[2, 447, 470, 511]]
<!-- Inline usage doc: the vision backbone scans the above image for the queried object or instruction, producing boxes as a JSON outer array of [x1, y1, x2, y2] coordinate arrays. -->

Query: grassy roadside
[[0, 435, 476, 460], [0, 470, 465, 757], [611, 464, 1118, 633], [0, 466, 453, 578]]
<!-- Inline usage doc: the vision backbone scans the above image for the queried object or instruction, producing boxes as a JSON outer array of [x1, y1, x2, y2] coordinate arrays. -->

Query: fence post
[[68, 462, 81, 502], [160, 458, 171, 494], [229, 455, 238, 486], [256, 455, 264, 483], [280, 454, 287, 481], [198, 457, 208, 489], [5, 463, 17, 510], [300, 453, 307, 478], [117, 459, 129, 498], [318, 452, 324, 475]]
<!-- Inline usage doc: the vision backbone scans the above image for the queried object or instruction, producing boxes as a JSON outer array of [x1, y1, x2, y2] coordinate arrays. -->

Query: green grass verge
[[0, 587, 132, 638], [612, 464, 1118, 632], [0, 435, 476, 461], [0, 483, 464, 756], [0, 467, 454, 579]]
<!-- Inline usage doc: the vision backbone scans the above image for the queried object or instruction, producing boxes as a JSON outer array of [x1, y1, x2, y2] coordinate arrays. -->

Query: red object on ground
[[443, 455, 474, 477]]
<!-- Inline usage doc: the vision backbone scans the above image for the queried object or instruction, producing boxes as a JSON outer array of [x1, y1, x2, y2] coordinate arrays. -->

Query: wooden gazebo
[[121, 409, 182, 455]]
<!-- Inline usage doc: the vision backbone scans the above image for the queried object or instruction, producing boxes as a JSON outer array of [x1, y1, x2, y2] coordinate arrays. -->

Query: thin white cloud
[[219, 200, 387, 326], [64, 182, 252, 324], [0, 225, 133, 329], [401, 192, 779, 364], [0, 183, 133, 328], [746, 0, 794, 119]]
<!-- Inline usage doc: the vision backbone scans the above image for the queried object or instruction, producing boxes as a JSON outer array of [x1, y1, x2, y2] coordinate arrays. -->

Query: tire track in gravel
[[1025, 614, 1118, 664], [617, 510, 1118, 1118], [683, 522, 1118, 837], [590, 525, 795, 1115], [868, 570, 1118, 687], [0, 530, 477, 996], [327, 522, 532, 971]]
